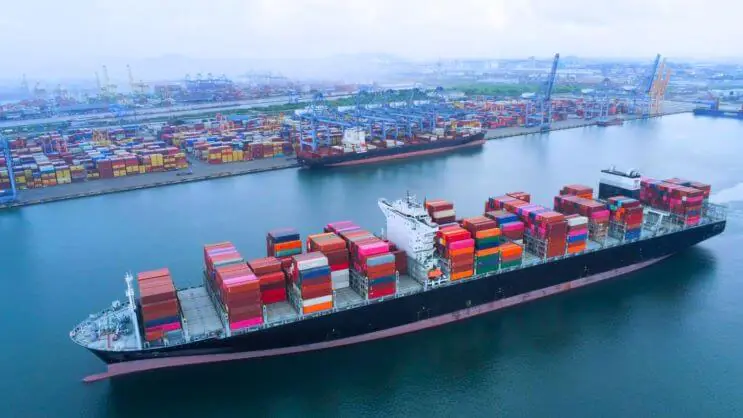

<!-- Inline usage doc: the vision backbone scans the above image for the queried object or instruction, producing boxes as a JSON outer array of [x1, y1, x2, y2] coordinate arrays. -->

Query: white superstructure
[[378, 194, 440, 285]]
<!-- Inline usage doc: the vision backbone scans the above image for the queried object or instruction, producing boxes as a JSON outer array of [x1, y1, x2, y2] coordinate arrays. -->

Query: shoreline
[[1, 110, 690, 210]]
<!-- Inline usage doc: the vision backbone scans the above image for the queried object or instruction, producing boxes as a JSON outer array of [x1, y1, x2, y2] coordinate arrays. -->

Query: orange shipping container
[[303, 301, 333, 314], [476, 247, 500, 257], [475, 228, 501, 239], [451, 270, 474, 281], [274, 240, 302, 252]]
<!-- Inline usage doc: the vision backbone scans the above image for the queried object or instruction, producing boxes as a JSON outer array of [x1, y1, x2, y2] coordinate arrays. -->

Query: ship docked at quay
[[295, 125, 486, 168], [71, 168, 727, 382]]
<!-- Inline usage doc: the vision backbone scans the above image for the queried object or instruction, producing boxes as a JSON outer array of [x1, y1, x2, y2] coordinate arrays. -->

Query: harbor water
[[2, 113, 743, 417]]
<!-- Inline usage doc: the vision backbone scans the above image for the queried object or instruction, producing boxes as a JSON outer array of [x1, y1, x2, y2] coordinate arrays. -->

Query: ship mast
[[125, 272, 143, 350]]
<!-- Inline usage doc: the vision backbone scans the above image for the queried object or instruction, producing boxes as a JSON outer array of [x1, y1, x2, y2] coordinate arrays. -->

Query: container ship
[[71, 168, 727, 382], [295, 128, 486, 168]]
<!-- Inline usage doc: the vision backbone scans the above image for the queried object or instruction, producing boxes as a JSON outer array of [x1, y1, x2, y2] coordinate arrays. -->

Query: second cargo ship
[[296, 128, 486, 168], [71, 168, 726, 382]]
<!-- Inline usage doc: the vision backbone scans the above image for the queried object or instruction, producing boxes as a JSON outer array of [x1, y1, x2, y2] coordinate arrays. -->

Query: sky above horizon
[[2, 0, 742, 80]]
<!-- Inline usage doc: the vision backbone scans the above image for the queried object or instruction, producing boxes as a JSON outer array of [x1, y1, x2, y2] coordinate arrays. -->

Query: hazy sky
[[2, 0, 742, 79]]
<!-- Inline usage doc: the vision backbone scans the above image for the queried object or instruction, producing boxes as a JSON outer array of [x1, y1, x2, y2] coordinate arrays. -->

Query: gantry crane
[[127, 65, 149, 95], [650, 58, 672, 115], [525, 53, 560, 132], [634, 54, 661, 118], [298, 93, 358, 151]]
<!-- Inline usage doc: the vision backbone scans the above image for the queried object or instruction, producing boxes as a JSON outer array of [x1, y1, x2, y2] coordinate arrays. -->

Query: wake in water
[[710, 183, 743, 205]]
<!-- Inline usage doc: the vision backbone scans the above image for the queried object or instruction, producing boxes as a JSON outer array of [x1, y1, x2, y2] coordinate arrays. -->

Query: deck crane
[[0, 135, 18, 205]]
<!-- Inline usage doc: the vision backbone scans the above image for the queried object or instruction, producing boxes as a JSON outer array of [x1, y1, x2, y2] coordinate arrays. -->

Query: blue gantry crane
[[525, 53, 560, 132], [634, 54, 661, 118], [0, 135, 18, 205], [298, 92, 358, 152]]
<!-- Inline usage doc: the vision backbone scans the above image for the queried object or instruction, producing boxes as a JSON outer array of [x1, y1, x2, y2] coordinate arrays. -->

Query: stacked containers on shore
[[425, 199, 456, 224], [353, 236, 397, 299], [484, 210, 525, 240], [266, 228, 303, 269], [136, 268, 182, 342], [437, 225, 475, 280], [554, 195, 610, 242], [290, 252, 333, 314], [248, 257, 287, 305], [0, 155, 10, 192], [565, 214, 589, 254], [607, 196, 643, 240], [461, 216, 502, 275], [204, 242, 263, 331], [308, 231, 351, 290]]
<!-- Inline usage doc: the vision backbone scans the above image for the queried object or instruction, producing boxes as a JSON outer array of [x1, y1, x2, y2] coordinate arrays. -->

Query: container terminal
[[70, 168, 726, 382], [1, 53, 688, 207]]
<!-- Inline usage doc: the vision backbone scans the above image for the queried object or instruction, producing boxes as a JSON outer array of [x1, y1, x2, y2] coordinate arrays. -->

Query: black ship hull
[[296, 132, 486, 168], [89, 219, 725, 370]]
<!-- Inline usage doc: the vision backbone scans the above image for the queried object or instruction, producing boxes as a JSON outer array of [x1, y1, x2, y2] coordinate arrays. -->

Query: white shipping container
[[567, 216, 589, 227], [302, 294, 333, 307], [296, 255, 329, 270], [433, 209, 456, 219]]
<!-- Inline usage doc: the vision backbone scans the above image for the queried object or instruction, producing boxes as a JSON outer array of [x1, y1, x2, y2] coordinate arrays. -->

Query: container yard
[[70, 168, 726, 373], [3, 129, 189, 192]]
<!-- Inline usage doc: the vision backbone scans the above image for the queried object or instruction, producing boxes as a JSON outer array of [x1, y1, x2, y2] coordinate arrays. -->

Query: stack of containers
[[498, 242, 524, 268], [461, 216, 502, 275], [506, 191, 531, 202], [607, 196, 644, 240], [425, 200, 456, 224], [485, 210, 525, 240], [290, 252, 333, 314], [438, 225, 475, 280], [639, 178, 666, 210], [554, 195, 610, 241], [565, 214, 589, 254], [324, 220, 361, 235], [560, 184, 593, 199], [356, 243, 397, 299], [136, 268, 182, 342], [642, 178, 707, 226], [0, 156, 9, 192], [668, 186, 704, 226], [687, 181, 712, 201], [533, 211, 568, 258], [307, 232, 351, 290], [247, 257, 287, 305], [204, 242, 263, 331], [266, 228, 303, 268], [342, 229, 376, 263]]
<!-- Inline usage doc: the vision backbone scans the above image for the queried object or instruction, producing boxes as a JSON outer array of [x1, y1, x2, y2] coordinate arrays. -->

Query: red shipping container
[[248, 257, 282, 275], [257, 271, 285, 287]]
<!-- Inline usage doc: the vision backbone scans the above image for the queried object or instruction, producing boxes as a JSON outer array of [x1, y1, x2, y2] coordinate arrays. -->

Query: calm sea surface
[[2, 113, 742, 417]]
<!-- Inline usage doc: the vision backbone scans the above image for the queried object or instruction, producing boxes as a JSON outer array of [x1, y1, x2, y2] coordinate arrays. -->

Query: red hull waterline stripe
[[327, 139, 486, 167], [83, 255, 669, 383]]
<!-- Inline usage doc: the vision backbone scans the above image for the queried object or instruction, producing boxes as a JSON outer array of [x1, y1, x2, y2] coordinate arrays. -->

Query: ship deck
[[74, 203, 727, 353], [179, 287, 223, 339]]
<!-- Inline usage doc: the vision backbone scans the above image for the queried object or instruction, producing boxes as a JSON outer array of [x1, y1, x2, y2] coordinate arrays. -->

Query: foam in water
[[710, 183, 743, 204]]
